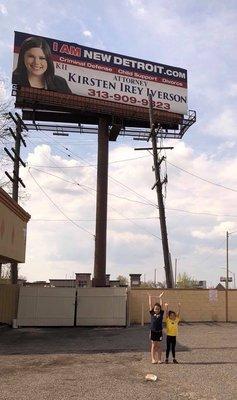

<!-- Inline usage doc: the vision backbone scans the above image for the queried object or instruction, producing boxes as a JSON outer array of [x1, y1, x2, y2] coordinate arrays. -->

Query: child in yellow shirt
[[164, 302, 181, 364]]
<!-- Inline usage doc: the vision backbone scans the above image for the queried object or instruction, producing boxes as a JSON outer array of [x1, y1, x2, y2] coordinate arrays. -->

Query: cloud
[[83, 30, 92, 38], [2, 0, 237, 286], [16, 137, 237, 286], [0, 3, 7, 15], [192, 221, 236, 239], [204, 109, 237, 138]]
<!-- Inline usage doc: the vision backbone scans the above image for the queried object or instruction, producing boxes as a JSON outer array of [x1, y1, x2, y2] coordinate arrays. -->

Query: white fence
[[17, 286, 127, 327], [76, 287, 127, 326], [17, 287, 76, 326]]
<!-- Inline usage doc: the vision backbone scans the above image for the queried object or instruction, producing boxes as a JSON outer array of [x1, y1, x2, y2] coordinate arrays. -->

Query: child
[[164, 302, 181, 364], [148, 292, 164, 364]]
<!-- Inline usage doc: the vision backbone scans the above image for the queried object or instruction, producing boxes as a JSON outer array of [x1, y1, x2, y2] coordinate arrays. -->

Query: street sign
[[220, 276, 232, 282]]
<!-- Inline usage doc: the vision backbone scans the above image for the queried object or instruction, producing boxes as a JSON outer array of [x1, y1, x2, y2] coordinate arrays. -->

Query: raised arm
[[177, 302, 181, 318], [164, 302, 169, 318], [148, 294, 153, 311], [159, 291, 164, 307]]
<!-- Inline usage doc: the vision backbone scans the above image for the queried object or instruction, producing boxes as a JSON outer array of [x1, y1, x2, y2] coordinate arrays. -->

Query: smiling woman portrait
[[12, 36, 72, 94]]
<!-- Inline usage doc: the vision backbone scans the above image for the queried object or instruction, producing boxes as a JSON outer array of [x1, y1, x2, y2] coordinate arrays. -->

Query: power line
[[28, 155, 150, 168], [26, 131, 237, 240], [191, 239, 226, 269], [31, 217, 159, 222], [29, 167, 237, 219], [28, 167, 161, 241], [166, 207, 237, 218], [168, 161, 237, 193], [29, 166, 158, 208], [38, 129, 156, 207], [28, 169, 95, 238]]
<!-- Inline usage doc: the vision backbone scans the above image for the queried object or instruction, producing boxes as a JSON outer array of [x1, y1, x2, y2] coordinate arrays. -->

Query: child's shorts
[[150, 330, 163, 342]]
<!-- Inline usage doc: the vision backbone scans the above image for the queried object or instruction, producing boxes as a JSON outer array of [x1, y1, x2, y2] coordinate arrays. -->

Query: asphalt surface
[[0, 323, 236, 400]]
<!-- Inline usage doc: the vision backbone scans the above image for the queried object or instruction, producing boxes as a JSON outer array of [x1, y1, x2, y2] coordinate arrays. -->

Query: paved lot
[[0, 323, 236, 400]]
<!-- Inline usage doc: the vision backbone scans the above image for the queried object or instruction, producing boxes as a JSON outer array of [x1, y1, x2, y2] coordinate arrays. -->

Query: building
[[0, 187, 30, 264], [216, 283, 225, 291], [109, 280, 120, 287], [194, 280, 207, 289], [75, 273, 92, 287], [129, 274, 142, 287], [106, 274, 110, 286], [49, 279, 76, 287]]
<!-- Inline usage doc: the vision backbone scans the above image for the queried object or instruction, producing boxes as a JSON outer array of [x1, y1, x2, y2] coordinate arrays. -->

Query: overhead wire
[[168, 161, 237, 193], [27, 133, 161, 240], [28, 169, 95, 238]]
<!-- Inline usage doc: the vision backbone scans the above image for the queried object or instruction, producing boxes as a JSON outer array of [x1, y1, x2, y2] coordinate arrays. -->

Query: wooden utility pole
[[93, 118, 109, 287], [175, 258, 177, 287], [148, 95, 174, 288], [4, 114, 27, 284], [226, 231, 229, 322]]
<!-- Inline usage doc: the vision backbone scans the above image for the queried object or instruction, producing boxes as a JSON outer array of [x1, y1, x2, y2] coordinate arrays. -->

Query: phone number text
[[87, 89, 171, 110]]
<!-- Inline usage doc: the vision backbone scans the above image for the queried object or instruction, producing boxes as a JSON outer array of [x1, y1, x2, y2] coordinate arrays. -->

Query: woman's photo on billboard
[[12, 36, 71, 94]]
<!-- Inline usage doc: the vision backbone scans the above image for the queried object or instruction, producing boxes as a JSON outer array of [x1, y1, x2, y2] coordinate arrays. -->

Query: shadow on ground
[[0, 326, 190, 356]]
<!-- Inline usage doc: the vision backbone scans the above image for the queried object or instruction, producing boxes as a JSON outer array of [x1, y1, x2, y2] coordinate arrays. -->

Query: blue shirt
[[150, 309, 164, 332]]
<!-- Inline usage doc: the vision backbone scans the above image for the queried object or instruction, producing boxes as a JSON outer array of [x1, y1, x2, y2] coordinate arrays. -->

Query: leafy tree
[[140, 280, 156, 288], [117, 275, 129, 286], [0, 75, 14, 192], [176, 272, 196, 288]]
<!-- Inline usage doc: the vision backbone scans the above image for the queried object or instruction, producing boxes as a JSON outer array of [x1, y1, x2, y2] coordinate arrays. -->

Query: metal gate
[[76, 287, 127, 326], [17, 286, 76, 326]]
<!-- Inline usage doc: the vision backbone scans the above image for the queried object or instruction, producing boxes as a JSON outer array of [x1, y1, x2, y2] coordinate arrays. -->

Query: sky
[[1, 0, 237, 287]]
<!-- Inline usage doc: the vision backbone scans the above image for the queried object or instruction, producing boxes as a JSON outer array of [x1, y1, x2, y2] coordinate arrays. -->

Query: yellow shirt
[[166, 316, 180, 336]]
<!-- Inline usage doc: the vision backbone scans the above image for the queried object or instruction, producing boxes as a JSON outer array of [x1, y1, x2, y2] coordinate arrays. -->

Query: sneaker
[[165, 359, 169, 364], [152, 360, 158, 364], [173, 359, 179, 364], [158, 360, 162, 364]]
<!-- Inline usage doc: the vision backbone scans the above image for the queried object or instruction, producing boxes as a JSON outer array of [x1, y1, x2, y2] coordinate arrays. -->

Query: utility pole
[[154, 268, 157, 286], [175, 258, 177, 287], [148, 95, 174, 288], [4, 113, 27, 284], [226, 231, 229, 322]]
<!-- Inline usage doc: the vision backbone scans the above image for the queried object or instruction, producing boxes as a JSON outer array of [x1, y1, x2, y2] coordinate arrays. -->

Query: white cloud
[[192, 221, 236, 239], [18, 138, 237, 286], [83, 30, 92, 38], [0, 3, 7, 15], [204, 109, 237, 138], [228, 83, 237, 97]]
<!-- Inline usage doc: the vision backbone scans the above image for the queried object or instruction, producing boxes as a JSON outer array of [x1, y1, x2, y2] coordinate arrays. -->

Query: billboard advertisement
[[12, 32, 188, 115]]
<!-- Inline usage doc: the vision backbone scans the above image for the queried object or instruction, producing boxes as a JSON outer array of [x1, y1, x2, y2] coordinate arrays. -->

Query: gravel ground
[[0, 323, 236, 400]]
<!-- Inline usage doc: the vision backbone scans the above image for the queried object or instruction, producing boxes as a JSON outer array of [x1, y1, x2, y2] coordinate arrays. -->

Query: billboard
[[12, 31, 188, 115]]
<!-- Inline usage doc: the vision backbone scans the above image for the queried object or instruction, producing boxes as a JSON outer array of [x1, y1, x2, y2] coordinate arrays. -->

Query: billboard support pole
[[93, 118, 109, 287], [148, 95, 174, 288]]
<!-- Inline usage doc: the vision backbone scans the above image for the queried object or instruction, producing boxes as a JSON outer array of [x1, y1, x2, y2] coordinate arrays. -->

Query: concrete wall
[[128, 288, 237, 323], [0, 284, 19, 325]]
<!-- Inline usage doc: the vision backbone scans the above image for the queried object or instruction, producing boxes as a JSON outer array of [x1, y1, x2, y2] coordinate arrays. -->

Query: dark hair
[[154, 303, 161, 309], [14, 36, 55, 87], [168, 310, 176, 317]]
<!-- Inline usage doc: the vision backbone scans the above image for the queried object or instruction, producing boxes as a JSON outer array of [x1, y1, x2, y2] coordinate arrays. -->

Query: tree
[[176, 272, 196, 288], [0, 263, 11, 284], [0, 75, 15, 193], [140, 280, 156, 288], [140, 280, 166, 288], [117, 275, 129, 286]]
